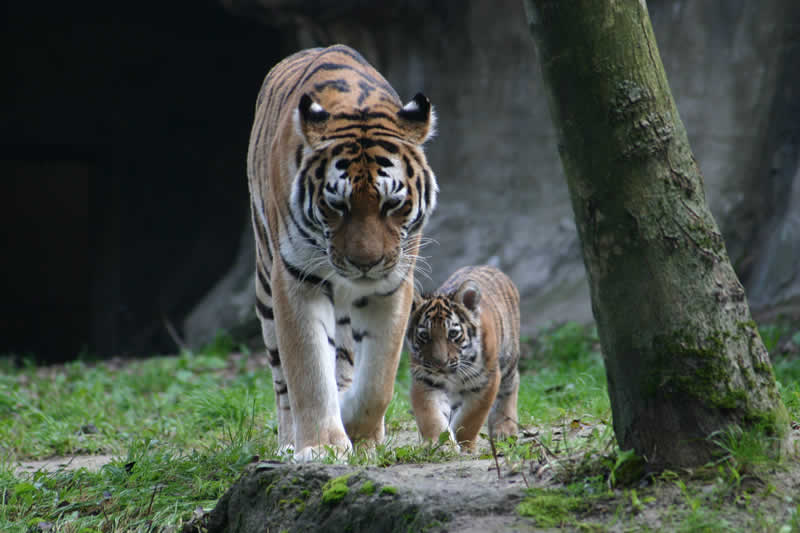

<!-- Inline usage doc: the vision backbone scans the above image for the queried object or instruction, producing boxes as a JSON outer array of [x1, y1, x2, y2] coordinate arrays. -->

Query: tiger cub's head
[[289, 93, 438, 288], [406, 281, 482, 381]]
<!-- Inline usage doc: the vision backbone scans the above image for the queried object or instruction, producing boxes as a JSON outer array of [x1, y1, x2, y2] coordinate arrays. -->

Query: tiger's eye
[[448, 328, 460, 340]]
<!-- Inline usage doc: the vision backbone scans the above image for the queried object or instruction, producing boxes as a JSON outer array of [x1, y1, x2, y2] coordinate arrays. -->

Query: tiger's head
[[407, 281, 482, 380], [288, 92, 438, 289]]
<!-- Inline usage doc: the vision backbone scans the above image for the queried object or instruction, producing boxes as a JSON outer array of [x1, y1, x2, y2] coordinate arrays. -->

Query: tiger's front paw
[[293, 441, 352, 463], [343, 416, 385, 448], [291, 425, 353, 463]]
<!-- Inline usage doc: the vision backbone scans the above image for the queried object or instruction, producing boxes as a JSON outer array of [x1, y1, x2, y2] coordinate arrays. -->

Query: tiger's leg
[[254, 259, 294, 449], [333, 299, 355, 394], [410, 379, 453, 443], [339, 281, 412, 446], [271, 262, 351, 461], [451, 368, 500, 452], [488, 366, 520, 440]]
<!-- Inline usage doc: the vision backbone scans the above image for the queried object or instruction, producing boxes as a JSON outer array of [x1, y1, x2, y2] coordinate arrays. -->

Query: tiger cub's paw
[[489, 420, 518, 442]]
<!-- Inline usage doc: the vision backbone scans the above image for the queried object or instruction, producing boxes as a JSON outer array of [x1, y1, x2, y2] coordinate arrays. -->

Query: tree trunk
[[523, 0, 789, 468]]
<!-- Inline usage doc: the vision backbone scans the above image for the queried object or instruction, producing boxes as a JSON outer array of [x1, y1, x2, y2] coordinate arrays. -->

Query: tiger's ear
[[295, 93, 330, 146], [397, 93, 436, 145], [454, 281, 481, 313]]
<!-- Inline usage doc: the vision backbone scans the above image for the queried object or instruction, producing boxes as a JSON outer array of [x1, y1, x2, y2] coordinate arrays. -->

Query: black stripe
[[333, 110, 397, 123], [295, 168, 308, 212], [295, 145, 303, 169], [287, 207, 321, 248], [403, 155, 413, 178], [357, 137, 377, 149], [374, 155, 393, 167], [257, 268, 271, 297], [256, 299, 274, 320], [314, 158, 327, 180], [336, 347, 354, 366], [352, 330, 367, 342], [353, 297, 369, 308], [418, 376, 445, 390], [300, 63, 396, 102], [408, 207, 425, 235], [279, 48, 332, 110], [275, 384, 288, 395], [376, 140, 399, 153], [423, 169, 432, 209], [327, 336, 336, 347], [502, 364, 517, 380], [331, 124, 404, 137], [280, 252, 333, 301], [268, 348, 280, 366], [337, 316, 351, 326], [313, 79, 351, 93], [321, 132, 359, 142], [357, 80, 374, 105]]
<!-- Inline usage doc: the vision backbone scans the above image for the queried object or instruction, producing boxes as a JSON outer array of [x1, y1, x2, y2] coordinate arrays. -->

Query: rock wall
[[8, 0, 796, 358], [196, 0, 800, 345]]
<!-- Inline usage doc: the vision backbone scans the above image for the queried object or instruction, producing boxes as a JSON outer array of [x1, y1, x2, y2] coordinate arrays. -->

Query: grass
[[0, 322, 798, 531]]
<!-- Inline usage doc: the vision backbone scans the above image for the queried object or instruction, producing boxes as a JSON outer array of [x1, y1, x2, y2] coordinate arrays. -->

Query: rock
[[195, 460, 532, 533]]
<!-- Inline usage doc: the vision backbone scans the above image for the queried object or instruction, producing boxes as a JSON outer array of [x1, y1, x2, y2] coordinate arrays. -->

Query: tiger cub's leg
[[410, 379, 453, 444], [254, 264, 294, 450], [450, 368, 501, 452], [488, 366, 520, 440], [271, 264, 351, 461], [339, 284, 411, 445]]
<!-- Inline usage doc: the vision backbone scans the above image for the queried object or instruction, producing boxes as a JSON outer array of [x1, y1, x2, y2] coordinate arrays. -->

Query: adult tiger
[[247, 45, 438, 461]]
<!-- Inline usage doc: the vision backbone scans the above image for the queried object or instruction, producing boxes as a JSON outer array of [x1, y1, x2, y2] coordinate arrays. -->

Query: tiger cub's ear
[[454, 281, 481, 313], [397, 93, 436, 145], [295, 93, 330, 146], [411, 290, 425, 315]]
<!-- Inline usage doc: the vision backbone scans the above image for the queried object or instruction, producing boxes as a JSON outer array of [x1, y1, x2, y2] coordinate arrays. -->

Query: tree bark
[[523, 0, 789, 468]]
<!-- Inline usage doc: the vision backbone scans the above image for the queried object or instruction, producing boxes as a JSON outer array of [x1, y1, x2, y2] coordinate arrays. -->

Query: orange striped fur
[[247, 45, 438, 460], [407, 265, 520, 451]]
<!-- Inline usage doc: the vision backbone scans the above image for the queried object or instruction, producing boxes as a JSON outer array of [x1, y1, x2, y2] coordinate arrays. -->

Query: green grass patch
[[516, 487, 593, 528], [0, 321, 797, 531], [517, 323, 610, 427]]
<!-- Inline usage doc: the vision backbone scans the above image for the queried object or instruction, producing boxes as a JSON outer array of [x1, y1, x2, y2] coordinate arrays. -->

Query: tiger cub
[[247, 45, 438, 461], [406, 265, 520, 451]]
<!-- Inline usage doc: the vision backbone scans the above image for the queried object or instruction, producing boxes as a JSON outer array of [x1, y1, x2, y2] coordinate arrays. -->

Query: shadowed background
[[3, 0, 799, 361]]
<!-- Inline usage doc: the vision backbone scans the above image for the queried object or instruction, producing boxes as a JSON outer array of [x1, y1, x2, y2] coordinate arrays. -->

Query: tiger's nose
[[349, 256, 382, 273]]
